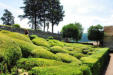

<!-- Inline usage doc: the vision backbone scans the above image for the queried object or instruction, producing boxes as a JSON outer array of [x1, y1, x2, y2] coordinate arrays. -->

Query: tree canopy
[[1, 9, 15, 25], [88, 24, 104, 45], [20, 0, 64, 32], [61, 23, 79, 42]]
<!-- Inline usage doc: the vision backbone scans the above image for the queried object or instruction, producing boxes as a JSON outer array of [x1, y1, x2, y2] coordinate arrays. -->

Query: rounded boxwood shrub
[[48, 39, 64, 47], [31, 46, 60, 60], [0, 30, 32, 43], [0, 34, 22, 68], [30, 64, 83, 75], [32, 37, 50, 48], [30, 35, 38, 40], [50, 46, 67, 54], [12, 24, 20, 28], [56, 53, 81, 64], [17, 58, 65, 70]]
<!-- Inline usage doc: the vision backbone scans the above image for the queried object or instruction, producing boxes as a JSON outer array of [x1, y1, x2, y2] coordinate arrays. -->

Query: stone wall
[[0, 25, 62, 40], [104, 26, 113, 50]]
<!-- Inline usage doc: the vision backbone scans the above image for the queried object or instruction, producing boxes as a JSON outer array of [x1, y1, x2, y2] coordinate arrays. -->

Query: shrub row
[[81, 48, 109, 75]]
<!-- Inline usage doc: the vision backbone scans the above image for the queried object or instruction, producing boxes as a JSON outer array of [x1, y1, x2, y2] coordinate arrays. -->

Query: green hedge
[[48, 39, 64, 47], [56, 53, 81, 64], [30, 64, 83, 75], [0, 30, 32, 43], [17, 58, 65, 70], [32, 37, 50, 47], [81, 48, 109, 75], [0, 33, 22, 70], [31, 46, 60, 60], [50, 46, 67, 54]]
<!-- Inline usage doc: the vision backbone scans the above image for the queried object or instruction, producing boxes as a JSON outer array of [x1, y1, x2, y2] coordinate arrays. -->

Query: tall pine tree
[[47, 0, 64, 33]]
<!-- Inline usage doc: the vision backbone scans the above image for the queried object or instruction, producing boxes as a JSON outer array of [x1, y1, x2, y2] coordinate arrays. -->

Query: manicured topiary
[[32, 37, 50, 47], [31, 46, 60, 60], [48, 39, 64, 47], [0, 33, 22, 68], [0, 30, 32, 43], [12, 24, 20, 28], [81, 48, 109, 75], [56, 53, 81, 64], [17, 58, 65, 70], [30, 35, 38, 40], [50, 46, 67, 54], [30, 64, 83, 75]]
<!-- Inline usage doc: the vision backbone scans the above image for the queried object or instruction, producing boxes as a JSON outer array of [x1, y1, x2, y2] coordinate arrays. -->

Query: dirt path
[[104, 53, 113, 75]]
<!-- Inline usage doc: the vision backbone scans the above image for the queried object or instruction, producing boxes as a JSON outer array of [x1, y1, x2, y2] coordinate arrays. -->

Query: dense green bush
[[56, 53, 81, 64], [0, 30, 109, 75], [0, 30, 32, 43], [30, 35, 38, 40], [14, 39, 36, 57], [17, 58, 65, 70], [0, 33, 22, 69], [81, 48, 109, 75], [32, 37, 50, 47], [50, 46, 67, 54], [12, 24, 20, 28], [30, 64, 83, 75], [31, 46, 60, 60], [48, 39, 64, 47]]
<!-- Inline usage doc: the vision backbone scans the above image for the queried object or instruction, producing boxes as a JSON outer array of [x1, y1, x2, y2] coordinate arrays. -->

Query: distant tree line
[[0, 0, 64, 33]]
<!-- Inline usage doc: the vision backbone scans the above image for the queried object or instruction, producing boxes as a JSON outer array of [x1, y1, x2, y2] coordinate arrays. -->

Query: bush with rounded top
[[56, 53, 81, 64], [48, 39, 64, 47], [17, 58, 65, 70], [12, 24, 20, 28], [32, 37, 50, 47], [0, 33, 22, 67], [50, 46, 67, 54], [30, 64, 83, 75], [31, 46, 60, 60], [0, 30, 32, 43]]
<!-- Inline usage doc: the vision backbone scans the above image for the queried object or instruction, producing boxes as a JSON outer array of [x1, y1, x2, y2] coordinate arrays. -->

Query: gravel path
[[104, 53, 113, 75]]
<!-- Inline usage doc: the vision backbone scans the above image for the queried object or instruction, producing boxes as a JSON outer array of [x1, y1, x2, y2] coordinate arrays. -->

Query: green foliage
[[48, 39, 64, 47], [88, 24, 104, 43], [47, 36, 54, 39], [32, 37, 50, 47], [75, 22, 83, 41], [0, 30, 32, 43], [56, 53, 81, 64], [0, 30, 109, 75], [14, 39, 36, 58], [30, 64, 83, 75], [50, 46, 67, 54], [30, 35, 38, 40], [81, 48, 109, 75], [31, 46, 59, 60], [0, 33, 22, 69], [17, 58, 65, 70], [1, 9, 14, 25], [80, 65, 92, 75], [12, 24, 20, 28], [61, 23, 79, 41]]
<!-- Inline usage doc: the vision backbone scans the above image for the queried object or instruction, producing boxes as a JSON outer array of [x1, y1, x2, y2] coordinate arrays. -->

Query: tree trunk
[[52, 24, 54, 33], [34, 15, 37, 30], [43, 17, 46, 32]]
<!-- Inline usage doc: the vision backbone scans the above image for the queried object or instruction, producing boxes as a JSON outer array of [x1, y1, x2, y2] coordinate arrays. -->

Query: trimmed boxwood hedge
[[0, 30, 110, 75], [17, 58, 65, 70], [81, 48, 109, 75]]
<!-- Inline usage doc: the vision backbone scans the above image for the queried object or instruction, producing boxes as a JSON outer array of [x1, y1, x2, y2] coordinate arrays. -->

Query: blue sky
[[0, 0, 113, 33]]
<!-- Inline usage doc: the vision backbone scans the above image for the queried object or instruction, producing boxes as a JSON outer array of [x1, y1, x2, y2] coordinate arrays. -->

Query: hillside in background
[[79, 33, 90, 42]]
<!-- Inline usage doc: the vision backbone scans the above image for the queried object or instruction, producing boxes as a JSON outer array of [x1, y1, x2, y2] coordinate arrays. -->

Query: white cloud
[[1, 0, 113, 33]]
